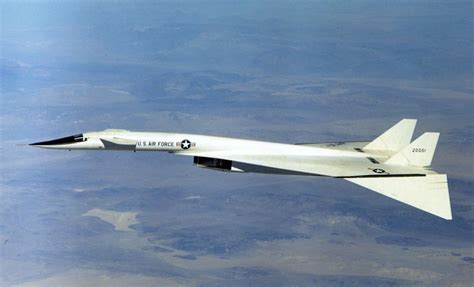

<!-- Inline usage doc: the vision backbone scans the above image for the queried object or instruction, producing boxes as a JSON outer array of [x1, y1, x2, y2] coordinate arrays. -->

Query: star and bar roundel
[[179, 139, 194, 150]]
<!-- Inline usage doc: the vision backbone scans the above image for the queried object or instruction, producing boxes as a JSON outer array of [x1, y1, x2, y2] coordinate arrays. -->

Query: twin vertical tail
[[349, 119, 452, 220], [364, 119, 417, 152], [363, 119, 439, 167], [385, 132, 439, 167]]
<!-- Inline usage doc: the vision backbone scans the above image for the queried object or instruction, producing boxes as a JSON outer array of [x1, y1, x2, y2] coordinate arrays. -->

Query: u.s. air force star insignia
[[181, 139, 191, 150], [372, 168, 385, 174]]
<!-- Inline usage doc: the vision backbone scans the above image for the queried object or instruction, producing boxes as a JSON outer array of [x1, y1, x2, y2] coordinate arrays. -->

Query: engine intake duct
[[193, 156, 232, 171]]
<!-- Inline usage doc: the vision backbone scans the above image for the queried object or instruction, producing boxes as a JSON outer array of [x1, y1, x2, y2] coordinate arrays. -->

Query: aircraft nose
[[29, 140, 56, 146], [30, 134, 85, 147]]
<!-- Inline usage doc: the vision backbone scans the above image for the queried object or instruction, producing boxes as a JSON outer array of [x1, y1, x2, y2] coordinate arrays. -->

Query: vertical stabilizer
[[364, 119, 417, 152], [385, 132, 439, 167]]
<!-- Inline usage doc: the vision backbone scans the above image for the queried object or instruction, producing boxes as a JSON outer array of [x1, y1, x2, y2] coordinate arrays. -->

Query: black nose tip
[[30, 140, 54, 146], [29, 134, 84, 146]]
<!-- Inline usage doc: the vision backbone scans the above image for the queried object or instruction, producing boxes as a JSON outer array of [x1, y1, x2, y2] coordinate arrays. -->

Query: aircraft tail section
[[346, 174, 452, 220], [364, 119, 417, 152], [385, 132, 439, 167]]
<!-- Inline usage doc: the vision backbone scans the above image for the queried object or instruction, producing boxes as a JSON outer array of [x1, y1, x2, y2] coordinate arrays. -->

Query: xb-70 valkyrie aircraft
[[31, 119, 452, 220]]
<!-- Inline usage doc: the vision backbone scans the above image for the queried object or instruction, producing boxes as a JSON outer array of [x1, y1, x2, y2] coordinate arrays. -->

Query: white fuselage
[[40, 130, 373, 159], [30, 129, 380, 177], [30, 119, 453, 220]]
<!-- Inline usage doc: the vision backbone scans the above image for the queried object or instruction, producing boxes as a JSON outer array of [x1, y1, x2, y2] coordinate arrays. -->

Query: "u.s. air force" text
[[137, 141, 175, 147]]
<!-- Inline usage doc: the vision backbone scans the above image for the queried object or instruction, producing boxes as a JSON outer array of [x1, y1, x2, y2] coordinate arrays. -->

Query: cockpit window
[[73, 134, 84, 142]]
